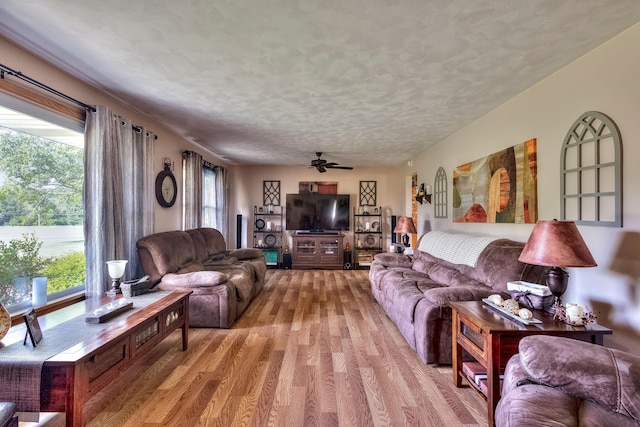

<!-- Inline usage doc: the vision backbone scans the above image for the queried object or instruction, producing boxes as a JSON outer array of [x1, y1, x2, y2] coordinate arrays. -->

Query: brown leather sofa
[[369, 231, 545, 364], [136, 228, 266, 328], [496, 335, 640, 427]]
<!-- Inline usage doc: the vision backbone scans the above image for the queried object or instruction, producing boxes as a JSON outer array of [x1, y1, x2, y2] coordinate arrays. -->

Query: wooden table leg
[[451, 309, 463, 387], [182, 300, 189, 351], [487, 333, 501, 427]]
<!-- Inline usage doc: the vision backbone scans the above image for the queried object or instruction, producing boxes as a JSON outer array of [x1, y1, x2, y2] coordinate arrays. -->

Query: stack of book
[[462, 361, 504, 395]]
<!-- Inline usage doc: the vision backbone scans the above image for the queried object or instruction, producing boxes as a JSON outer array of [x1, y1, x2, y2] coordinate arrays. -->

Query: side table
[[449, 300, 612, 427]]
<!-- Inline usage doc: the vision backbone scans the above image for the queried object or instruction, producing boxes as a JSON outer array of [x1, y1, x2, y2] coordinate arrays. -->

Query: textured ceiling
[[1, 1, 640, 167]]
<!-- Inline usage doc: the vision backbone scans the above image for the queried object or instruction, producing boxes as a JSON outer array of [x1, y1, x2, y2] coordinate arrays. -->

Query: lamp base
[[546, 267, 569, 319], [106, 278, 121, 297], [402, 234, 410, 247]]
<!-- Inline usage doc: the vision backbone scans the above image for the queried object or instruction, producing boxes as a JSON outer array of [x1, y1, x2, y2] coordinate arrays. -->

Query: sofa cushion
[[423, 286, 496, 306], [461, 239, 545, 292], [137, 230, 198, 276], [195, 228, 228, 257], [517, 335, 640, 420], [159, 270, 228, 288], [229, 248, 263, 260], [372, 253, 413, 269], [186, 229, 209, 262]]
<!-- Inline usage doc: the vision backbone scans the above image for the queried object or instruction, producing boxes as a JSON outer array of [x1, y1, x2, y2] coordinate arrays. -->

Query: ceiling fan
[[310, 152, 354, 173]]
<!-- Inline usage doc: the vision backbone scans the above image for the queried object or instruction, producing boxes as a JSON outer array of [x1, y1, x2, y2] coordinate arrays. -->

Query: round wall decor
[[264, 234, 277, 247], [155, 165, 177, 208], [255, 219, 265, 231]]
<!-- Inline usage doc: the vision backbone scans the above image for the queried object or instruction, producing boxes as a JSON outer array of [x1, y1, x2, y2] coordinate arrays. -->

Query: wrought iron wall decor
[[434, 167, 448, 218], [561, 111, 622, 227], [359, 181, 377, 207], [263, 180, 281, 206]]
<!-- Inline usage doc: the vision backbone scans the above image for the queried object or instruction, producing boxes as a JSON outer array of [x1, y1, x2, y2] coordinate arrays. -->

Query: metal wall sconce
[[415, 183, 432, 204]]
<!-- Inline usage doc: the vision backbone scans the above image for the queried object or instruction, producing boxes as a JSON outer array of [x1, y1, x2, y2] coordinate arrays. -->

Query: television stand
[[291, 233, 344, 269], [297, 230, 340, 235]]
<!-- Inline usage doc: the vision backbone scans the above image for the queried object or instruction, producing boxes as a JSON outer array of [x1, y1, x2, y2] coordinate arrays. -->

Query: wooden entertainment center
[[291, 233, 344, 269]]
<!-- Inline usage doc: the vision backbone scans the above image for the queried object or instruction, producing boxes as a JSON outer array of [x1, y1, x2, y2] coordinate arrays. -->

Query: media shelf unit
[[353, 206, 383, 269], [291, 233, 345, 269], [253, 205, 283, 268]]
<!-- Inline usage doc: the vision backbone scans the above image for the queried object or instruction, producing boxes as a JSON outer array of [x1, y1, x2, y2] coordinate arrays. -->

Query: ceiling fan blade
[[318, 165, 326, 173], [325, 165, 354, 170]]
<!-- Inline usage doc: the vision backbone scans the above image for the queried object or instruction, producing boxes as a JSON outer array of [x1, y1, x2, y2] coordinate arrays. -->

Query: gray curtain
[[182, 150, 203, 230], [84, 106, 155, 297], [214, 165, 229, 240]]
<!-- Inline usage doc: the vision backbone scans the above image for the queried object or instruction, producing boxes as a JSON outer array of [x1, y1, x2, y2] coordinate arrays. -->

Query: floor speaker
[[236, 214, 242, 249], [343, 250, 352, 270], [282, 253, 292, 269], [391, 215, 397, 244]]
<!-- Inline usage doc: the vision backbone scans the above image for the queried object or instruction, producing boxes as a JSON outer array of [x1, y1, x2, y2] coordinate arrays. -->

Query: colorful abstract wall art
[[453, 139, 537, 223]]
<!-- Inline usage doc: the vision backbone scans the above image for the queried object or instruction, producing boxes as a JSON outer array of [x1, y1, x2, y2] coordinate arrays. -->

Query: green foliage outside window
[[0, 129, 83, 226], [0, 127, 86, 307], [43, 251, 86, 293]]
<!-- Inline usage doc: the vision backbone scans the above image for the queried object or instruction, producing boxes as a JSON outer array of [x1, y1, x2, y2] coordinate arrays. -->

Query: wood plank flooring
[[85, 269, 487, 427]]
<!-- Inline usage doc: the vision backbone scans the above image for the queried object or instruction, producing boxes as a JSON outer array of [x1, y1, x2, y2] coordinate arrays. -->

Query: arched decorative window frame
[[434, 167, 448, 218], [560, 111, 622, 227]]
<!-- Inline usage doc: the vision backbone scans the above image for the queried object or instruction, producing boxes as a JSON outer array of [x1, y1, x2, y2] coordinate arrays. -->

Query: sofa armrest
[[228, 248, 264, 260], [159, 271, 228, 288], [423, 286, 498, 306], [372, 252, 413, 269], [517, 335, 640, 420]]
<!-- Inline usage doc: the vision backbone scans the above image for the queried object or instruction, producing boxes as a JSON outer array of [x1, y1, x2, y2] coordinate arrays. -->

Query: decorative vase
[[0, 302, 10, 342]]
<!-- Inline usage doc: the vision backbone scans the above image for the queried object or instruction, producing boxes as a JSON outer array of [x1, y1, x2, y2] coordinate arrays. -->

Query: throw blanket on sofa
[[418, 231, 497, 267]]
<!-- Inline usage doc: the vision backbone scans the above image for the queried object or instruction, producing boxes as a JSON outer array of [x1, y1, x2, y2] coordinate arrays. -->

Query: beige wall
[[404, 23, 640, 352], [5, 20, 640, 351], [1, 35, 226, 233], [229, 164, 405, 250]]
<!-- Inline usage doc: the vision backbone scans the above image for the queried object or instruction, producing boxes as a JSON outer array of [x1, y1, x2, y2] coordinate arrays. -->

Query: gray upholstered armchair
[[496, 335, 640, 427]]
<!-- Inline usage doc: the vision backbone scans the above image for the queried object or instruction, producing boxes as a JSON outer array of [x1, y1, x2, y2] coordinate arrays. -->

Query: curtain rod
[[0, 63, 96, 112]]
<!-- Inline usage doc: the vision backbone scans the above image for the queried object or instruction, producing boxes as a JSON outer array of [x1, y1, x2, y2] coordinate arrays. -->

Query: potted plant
[[0, 233, 49, 306]]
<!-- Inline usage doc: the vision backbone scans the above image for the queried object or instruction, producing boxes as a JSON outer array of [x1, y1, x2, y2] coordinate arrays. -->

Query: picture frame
[[23, 308, 43, 347]]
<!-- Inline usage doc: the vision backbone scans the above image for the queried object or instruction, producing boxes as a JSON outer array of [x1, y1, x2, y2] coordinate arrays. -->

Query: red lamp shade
[[518, 220, 597, 268], [519, 220, 596, 308], [394, 216, 417, 235], [394, 216, 417, 247]]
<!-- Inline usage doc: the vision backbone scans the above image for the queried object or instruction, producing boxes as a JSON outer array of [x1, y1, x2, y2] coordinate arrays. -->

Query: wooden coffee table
[[449, 300, 611, 427], [3, 290, 191, 427]]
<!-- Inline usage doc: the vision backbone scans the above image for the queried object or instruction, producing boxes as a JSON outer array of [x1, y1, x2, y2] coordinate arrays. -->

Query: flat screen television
[[285, 193, 350, 232]]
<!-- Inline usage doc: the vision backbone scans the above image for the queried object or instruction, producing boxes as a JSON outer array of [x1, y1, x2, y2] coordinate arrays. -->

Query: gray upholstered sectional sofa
[[369, 231, 545, 364], [496, 335, 640, 427], [136, 227, 266, 328]]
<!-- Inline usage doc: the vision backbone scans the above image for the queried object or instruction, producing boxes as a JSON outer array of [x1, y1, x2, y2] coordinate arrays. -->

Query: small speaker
[[236, 214, 242, 249], [282, 253, 292, 269], [391, 215, 397, 244], [343, 250, 352, 270]]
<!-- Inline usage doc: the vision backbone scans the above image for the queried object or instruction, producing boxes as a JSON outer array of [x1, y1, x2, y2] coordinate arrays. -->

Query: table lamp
[[518, 220, 596, 315], [394, 216, 417, 250], [106, 260, 128, 296]]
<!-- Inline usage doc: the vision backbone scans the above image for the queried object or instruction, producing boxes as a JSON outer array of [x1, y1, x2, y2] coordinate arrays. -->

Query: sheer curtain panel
[[214, 165, 229, 240], [182, 150, 203, 230], [84, 106, 155, 296]]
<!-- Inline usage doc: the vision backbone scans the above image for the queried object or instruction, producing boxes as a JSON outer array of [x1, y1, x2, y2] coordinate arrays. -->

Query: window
[[202, 163, 217, 228], [0, 104, 85, 312]]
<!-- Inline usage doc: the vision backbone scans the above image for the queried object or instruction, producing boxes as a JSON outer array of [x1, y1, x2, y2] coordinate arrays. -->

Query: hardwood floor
[[85, 270, 487, 427]]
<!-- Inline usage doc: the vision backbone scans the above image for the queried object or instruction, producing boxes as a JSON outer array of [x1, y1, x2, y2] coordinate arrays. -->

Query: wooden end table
[[449, 300, 612, 427]]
